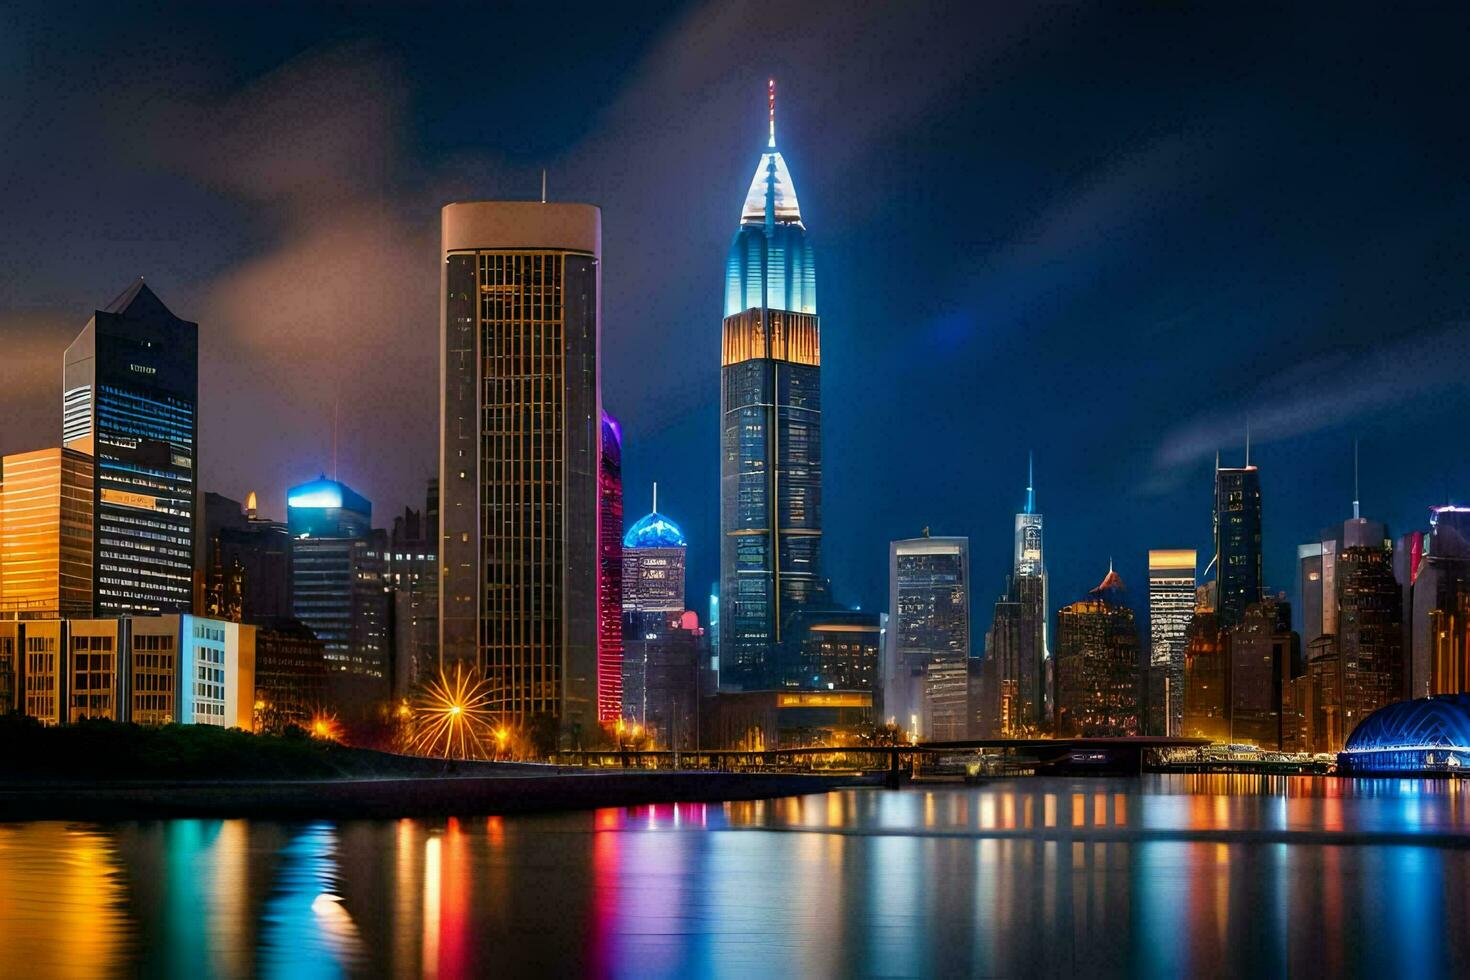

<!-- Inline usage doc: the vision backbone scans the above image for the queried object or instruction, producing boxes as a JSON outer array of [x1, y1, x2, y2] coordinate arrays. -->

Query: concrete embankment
[[0, 770, 882, 821]]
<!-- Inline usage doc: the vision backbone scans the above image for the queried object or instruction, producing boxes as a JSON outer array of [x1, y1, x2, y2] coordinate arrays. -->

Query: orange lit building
[[0, 447, 94, 619]]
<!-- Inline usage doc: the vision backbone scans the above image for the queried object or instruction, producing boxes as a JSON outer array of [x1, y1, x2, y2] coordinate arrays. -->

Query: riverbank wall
[[0, 770, 882, 821]]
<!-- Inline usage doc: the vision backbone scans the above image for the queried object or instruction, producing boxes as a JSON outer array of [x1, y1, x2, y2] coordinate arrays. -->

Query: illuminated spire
[[245, 490, 258, 519], [739, 80, 803, 226], [1025, 451, 1035, 515], [1353, 439, 1360, 520], [768, 78, 777, 148]]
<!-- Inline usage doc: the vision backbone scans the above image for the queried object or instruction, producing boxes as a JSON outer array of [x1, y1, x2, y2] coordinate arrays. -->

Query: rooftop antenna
[[1025, 451, 1035, 515], [652, 481, 658, 514], [332, 398, 339, 481], [1244, 419, 1251, 468], [1352, 439, 1361, 520], [541, 168, 547, 204], [768, 78, 777, 148]]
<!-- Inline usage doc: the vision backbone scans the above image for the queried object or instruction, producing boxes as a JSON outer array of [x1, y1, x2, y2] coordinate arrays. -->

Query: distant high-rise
[[597, 414, 624, 723], [1214, 460, 1262, 629], [984, 458, 1048, 734], [619, 491, 688, 722], [720, 81, 823, 689], [1298, 515, 1400, 746], [387, 479, 439, 698], [0, 448, 94, 619], [1227, 595, 1298, 748], [621, 491, 687, 614], [439, 201, 602, 742], [1054, 566, 1141, 737], [287, 477, 388, 692], [1397, 506, 1470, 699], [1182, 583, 1228, 741], [884, 535, 970, 740], [201, 491, 293, 624], [622, 609, 703, 749], [1147, 549, 1196, 736], [63, 280, 198, 615]]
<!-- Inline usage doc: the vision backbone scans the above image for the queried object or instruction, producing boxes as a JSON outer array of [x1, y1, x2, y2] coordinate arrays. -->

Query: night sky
[[4, 2, 1470, 641]]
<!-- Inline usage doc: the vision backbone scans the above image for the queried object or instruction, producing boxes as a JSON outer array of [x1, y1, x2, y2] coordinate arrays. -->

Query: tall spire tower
[[719, 81, 822, 689]]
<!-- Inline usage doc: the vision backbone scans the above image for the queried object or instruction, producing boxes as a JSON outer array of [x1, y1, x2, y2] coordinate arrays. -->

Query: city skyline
[[5, 5, 1470, 652], [5, 7, 1470, 973]]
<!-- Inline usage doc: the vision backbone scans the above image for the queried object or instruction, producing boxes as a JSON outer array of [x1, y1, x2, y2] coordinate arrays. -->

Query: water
[[2, 775, 1468, 978]]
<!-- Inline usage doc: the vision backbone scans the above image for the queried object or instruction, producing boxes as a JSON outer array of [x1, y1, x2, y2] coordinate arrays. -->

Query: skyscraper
[[439, 201, 601, 742], [1227, 595, 1297, 748], [1148, 549, 1196, 736], [1299, 523, 1400, 743], [620, 492, 688, 723], [884, 535, 970, 740], [719, 81, 823, 689], [621, 488, 687, 614], [597, 413, 623, 723], [387, 479, 439, 698], [201, 491, 293, 623], [1054, 565, 1141, 737], [63, 280, 198, 615], [1214, 460, 1263, 629], [0, 448, 94, 619], [287, 477, 388, 695], [1182, 583, 1228, 742], [1397, 506, 1470, 699], [984, 458, 1048, 734]]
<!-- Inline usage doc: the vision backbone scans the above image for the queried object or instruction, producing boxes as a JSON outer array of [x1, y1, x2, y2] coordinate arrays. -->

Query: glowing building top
[[623, 484, 687, 550], [1013, 453, 1044, 579], [724, 79, 817, 317]]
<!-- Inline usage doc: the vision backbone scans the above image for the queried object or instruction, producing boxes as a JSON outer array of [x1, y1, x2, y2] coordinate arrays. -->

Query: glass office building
[[720, 82, 823, 688], [884, 536, 971, 740], [1148, 549, 1196, 736], [1214, 463, 1263, 630], [439, 201, 601, 741], [287, 477, 387, 684], [63, 280, 197, 615]]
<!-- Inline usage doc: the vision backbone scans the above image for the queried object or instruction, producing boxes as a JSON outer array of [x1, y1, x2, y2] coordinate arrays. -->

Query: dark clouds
[[3, 1, 1470, 639]]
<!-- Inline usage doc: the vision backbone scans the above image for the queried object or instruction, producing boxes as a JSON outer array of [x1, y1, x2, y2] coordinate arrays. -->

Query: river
[[1, 774, 1467, 977]]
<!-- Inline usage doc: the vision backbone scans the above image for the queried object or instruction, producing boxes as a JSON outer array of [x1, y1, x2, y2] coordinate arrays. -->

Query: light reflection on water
[[0, 775, 1467, 977]]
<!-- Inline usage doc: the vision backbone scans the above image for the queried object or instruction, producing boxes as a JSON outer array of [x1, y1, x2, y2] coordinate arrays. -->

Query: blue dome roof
[[1343, 694, 1470, 752], [623, 512, 686, 549]]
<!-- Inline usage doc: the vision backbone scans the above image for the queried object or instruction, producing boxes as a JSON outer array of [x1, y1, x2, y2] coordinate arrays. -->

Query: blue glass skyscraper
[[719, 81, 823, 689], [63, 280, 197, 615]]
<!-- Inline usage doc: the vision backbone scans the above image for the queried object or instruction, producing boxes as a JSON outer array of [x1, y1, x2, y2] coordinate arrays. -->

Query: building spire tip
[[767, 78, 777, 148]]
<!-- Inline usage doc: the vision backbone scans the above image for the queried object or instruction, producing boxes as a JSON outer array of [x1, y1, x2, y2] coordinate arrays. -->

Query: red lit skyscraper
[[598, 413, 624, 722]]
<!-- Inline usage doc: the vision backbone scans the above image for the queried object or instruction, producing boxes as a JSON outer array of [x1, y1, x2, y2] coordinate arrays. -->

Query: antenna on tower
[[1025, 451, 1035, 515], [1245, 419, 1251, 467], [332, 398, 339, 481], [541, 168, 547, 204], [652, 481, 658, 514], [768, 78, 777, 148], [1353, 439, 1360, 520]]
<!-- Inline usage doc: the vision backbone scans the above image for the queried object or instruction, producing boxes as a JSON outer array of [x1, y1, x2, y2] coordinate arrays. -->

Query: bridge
[[554, 736, 1211, 785]]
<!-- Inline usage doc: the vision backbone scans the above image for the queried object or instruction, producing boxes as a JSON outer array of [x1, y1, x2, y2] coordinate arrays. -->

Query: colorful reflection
[[0, 777, 1467, 975]]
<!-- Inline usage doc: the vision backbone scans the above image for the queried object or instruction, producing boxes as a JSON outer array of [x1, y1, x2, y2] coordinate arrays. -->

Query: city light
[[410, 665, 497, 760], [310, 712, 341, 742]]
